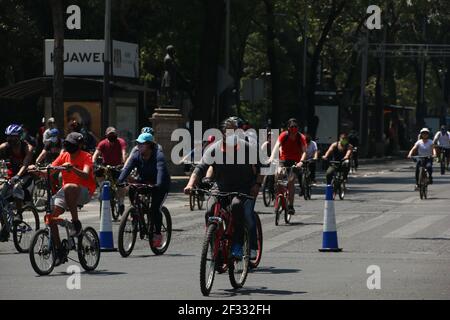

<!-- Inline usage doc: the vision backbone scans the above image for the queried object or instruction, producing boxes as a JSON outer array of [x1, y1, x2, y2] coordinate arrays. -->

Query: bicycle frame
[[210, 200, 234, 272]]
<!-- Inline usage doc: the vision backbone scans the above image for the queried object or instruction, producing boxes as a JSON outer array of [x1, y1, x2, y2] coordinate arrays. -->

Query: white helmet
[[420, 128, 430, 134]]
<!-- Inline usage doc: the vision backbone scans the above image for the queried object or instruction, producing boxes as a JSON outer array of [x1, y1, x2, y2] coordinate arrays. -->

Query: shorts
[[53, 186, 91, 210]]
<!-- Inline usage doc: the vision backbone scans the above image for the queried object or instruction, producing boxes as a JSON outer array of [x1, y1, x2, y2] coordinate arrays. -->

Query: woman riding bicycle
[[117, 132, 171, 248], [322, 132, 353, 184], [407, 128, 436, 189]]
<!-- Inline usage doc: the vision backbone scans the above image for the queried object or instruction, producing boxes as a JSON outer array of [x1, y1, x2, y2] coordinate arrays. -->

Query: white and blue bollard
[[319, 184, 342, 252], [99, 181, 117, 252]]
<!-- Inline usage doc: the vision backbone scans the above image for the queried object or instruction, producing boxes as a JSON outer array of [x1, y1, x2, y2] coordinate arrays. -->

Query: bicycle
[[435, 146, 450, 175], [412, 156, 432, 200], [28, 166, 100, 275], [117, 183, 172, 257], [96, 164, 123, 221], [300, 159, 316, 200], [0, 175, 40, 253], [274, 165, 296, 225], [329, 160, 347, 200], [249, 209, 263, 269], [350, 147, 358, 173], [262, 175, 275, 207], [196, 189, 253, 296]]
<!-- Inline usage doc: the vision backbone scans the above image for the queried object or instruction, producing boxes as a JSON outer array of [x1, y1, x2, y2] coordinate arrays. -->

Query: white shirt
[[305, 141, 318, 160], [414, 139, 433, 156], [433, 131, 450, 147]]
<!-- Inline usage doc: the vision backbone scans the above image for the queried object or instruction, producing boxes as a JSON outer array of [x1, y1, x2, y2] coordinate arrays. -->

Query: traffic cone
[[319, 184, 342, 252], [99, 181, 117, 252]]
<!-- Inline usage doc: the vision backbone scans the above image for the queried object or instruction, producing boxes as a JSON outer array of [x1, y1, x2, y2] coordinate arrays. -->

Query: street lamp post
[[102, 0, 112, 134]]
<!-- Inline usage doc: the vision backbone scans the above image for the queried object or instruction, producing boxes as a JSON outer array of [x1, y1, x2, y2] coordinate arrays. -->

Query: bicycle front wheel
[[13, 205, 40, 253], [149, 207, 172, 255], [29, 229, 55, 276], [32, 178, 47, 212], [249, 214, 263, 269], [118, 207, 138, 257], [78, 227, 100, 271], [228, 228, 250, 289], [200, 223, 217, 296]]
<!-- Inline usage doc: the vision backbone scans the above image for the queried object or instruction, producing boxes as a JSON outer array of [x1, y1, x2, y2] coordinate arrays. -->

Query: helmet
[[49, 128, 59, 137], [420, 128, 430, 134], [5, 124, 23, 136], [220, 117, 238, 132], [141, 127, 154, 134], [228, 116, 244, 128]]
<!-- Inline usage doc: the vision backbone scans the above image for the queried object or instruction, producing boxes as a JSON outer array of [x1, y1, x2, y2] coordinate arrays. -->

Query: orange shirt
[[52, 151, 96, 195], [278, 131, 306, 162]]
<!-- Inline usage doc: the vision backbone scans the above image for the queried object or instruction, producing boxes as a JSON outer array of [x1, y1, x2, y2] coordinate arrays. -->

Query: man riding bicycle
[[407, 128, 436, 189], [93, 126, 127, 215], [322, 132, 353, 184], [184, 117, 262, 259], [29, 132, 96, 265], [298, 133, 318, 185], [117, 132, 171, 248], [269, 118, 306, 215], [433, 125, 450, 170]]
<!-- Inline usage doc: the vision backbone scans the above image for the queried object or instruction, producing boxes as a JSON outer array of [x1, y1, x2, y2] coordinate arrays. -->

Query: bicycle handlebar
[[116, 182, 155, 189], [94, 164, 123, 170], [191, 188, 254, 200]]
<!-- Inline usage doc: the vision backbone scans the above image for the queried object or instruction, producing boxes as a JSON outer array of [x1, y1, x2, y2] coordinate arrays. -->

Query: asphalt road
[[1, 160, 449, 300]]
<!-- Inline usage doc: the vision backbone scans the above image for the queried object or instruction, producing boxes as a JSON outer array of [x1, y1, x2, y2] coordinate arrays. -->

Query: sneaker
[[54, 249, 67, 267], [250, 249, 258, 260], [288, 205, 295, 215], [70, 220, 82, 237], [414, 185, 419, 191], [152, 233, 162, 248], [231, 243, 243, 260]]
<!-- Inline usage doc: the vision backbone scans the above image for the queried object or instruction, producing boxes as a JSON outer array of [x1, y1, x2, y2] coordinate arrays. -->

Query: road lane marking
[[383, 215, 446, 238], [341, 213, 400, 238]]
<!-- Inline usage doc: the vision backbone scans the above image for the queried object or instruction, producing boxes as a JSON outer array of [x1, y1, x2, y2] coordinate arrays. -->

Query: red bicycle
[[195, 189, 254, 296], [274, 165, 296, 225]]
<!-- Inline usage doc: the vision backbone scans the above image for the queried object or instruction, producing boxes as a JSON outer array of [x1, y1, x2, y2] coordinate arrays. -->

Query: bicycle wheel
[[78, 227, 100, 271], [189, 193, 195, 211], [13, 205, 40, 253], [274, 195, 282, 226], [197, 192, 204, 210], [200, 223, 217, 296], [249, 213, 263, 269], [284, 205, 292, 224], [118, 207, 138, 257], [110, 189, 119, 221], [32, 178, 47, 212], [149, 206, 172, 255], [338, 181, 346, 200], [29, 229, 55, 276], [440, 155, 445, 175], [418, 169, 425, 200], [262, 177, 273, 207], [228, 227, 250, 289]]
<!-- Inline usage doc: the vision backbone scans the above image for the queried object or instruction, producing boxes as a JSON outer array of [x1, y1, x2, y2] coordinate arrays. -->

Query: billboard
[[64, 101, 101, 139], [45, 39, 139, 78]]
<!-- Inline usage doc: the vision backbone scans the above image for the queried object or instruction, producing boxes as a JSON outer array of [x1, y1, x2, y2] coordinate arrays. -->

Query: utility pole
[[102, 0, 112, 134], [302, 5, 308, 131], [225, 0, 230, 74], [359, 30, 369, 157]]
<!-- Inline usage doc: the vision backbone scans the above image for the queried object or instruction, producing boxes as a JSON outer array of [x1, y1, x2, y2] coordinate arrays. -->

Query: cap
[[47, 117, 55, 123], [420, 128, 430, 134], [136, 133, 154, 144], [106, 127, 117, 135], [65, 132, 84, 144]]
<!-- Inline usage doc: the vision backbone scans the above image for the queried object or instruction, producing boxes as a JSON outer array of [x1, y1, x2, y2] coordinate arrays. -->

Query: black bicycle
[[262, 175, 275, 207], [300, 159, 316, 200], [28, 166, 100, 276], [96, 164, 123, 221], [117, 183, 172, 257], [350, 147, 358, 173], [0, 177, 40, 253], [436, 146, 450, 175], [329, 160, 346, 200], [412, 156, 433, 200]]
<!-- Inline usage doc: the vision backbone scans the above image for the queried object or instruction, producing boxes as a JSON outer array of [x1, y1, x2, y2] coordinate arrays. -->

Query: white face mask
[[225, 133, 237, 146]]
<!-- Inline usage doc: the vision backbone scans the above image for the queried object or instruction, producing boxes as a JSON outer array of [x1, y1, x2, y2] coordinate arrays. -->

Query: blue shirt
[[118, 148, 171, 190]]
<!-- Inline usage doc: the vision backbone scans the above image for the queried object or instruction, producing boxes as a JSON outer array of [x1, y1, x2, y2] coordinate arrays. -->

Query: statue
[[161, 45, 177, 106]]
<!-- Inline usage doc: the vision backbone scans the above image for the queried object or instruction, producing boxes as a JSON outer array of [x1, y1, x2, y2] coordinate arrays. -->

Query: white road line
[[341, 213, 400, 238], [383, 215, 446, 239], [439, 228, 450, 239], [265, 214, 359, 252]]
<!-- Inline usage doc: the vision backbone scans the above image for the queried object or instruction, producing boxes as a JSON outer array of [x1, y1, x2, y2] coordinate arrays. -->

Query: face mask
[[64, 142, 79, 154], [50, 137, 58, 143], [340, 138, 349, 146], [107, 135, 118, 142], [225, 134, 237, 146], [288, 127, 298, 135]]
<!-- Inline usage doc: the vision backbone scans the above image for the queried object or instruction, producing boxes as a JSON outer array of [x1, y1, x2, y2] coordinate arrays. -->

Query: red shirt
[[97, 138, 126, 166], [52, 151, 96, 195], [278, 131, 306, 162]]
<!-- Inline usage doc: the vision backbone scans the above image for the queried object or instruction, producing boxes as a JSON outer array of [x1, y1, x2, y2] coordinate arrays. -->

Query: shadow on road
[[409, 237, 450, 241], [249, 266, 301, 275], [213, 286, 307, 297], [44, 270, 128, 277], [129, 253, 195, 259]]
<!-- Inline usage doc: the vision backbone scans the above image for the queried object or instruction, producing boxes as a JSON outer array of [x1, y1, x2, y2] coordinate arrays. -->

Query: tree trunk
[[49, 0, 64, 129], [264, 0, 282, 128], [193, 0, 225, 128]]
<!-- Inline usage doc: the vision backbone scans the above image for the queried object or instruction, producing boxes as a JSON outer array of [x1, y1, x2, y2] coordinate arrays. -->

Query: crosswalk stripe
[[341, 214, 400, 238], [439, 228, 450, 239], [265, 214, 359, 252], [383, 215, 445, 238]]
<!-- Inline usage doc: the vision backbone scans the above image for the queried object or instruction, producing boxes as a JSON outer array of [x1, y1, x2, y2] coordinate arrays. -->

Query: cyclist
[[298, 133, 318, 185], [269, 118, 306, 215], [184, 117, 262, 259], [407, 128, 436, 189], [322, 132, 353, 184], [260, 130, 275, 196], [433, 125, 450, 170], [30, 132, 96, 265], [117, 132, 171, 248], [348, 130, 359, 170], [0, 124, 34, 206], [42, 117, 57, 144], [93, 127, 127, 214], [35, 128, 62, 165]]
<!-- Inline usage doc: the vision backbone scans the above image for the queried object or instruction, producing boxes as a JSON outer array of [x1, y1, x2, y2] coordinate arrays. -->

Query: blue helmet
[[5, 124, 23, 136], [49, 128, 59, 137], [141, 127, 154, 134]]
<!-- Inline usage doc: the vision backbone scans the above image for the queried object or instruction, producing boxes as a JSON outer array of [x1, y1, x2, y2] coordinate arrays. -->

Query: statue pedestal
[[150, 107, 187, 176]]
